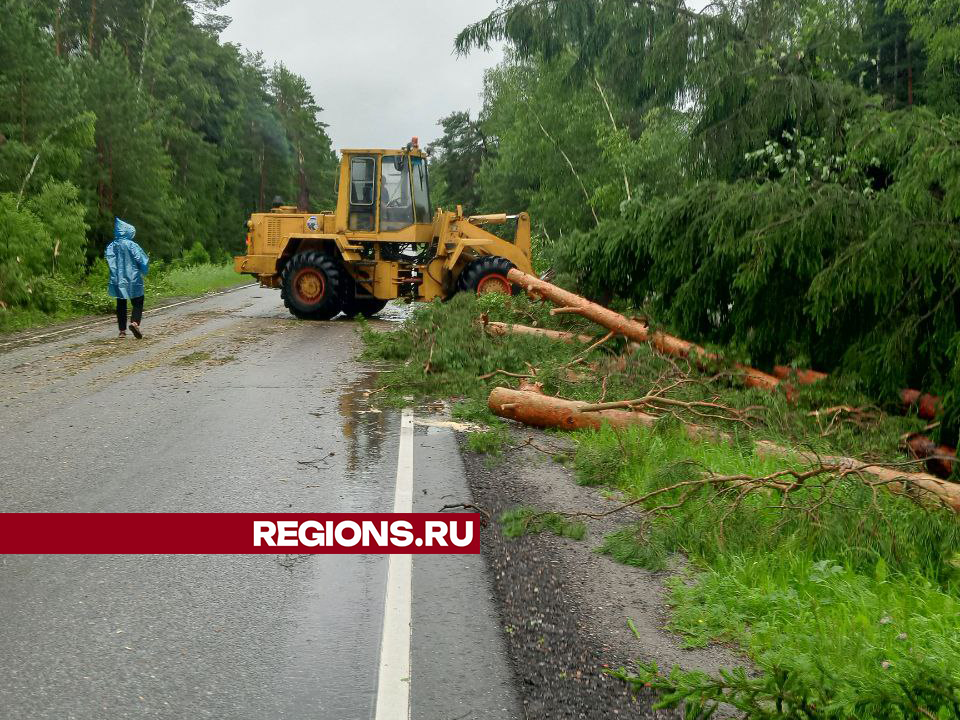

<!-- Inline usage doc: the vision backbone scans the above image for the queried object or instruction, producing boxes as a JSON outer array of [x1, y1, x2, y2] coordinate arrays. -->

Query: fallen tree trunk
[[905, 433, 957, 478], [506, 268, 783, 394], [773, 367, 943, 422], [488, 387, 960, 513], [483, 320, 593, 344], [488, 385, 659, 431], [900, 389, 942, 420], [773, 365, 828, 385]]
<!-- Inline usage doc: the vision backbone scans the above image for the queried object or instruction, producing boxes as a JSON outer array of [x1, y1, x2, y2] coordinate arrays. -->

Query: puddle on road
[[336, 372, 393, 473]]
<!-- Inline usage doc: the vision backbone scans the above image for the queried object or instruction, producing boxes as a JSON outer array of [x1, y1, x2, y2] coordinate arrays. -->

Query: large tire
[[457, 255, 517, 295], [281, 251, 343, 320]]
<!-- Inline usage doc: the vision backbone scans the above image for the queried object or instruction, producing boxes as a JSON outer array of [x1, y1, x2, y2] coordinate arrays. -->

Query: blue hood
[[114, 217, 136, 243]]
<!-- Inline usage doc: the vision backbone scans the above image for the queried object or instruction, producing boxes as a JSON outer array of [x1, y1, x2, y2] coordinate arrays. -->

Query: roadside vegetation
[[0, 242, 242, 334], [420, 4, 960, 707], [432, 0, 960, 451], [1, 0, 336, 333], [363, 290, 960, 718]]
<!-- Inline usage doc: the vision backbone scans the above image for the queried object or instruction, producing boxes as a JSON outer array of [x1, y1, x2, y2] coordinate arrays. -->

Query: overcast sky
[[219, 0, 504, 150]]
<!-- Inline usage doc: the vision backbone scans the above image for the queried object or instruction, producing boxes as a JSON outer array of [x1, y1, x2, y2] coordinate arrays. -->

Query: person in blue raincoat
[[105, 218, 150, 339]]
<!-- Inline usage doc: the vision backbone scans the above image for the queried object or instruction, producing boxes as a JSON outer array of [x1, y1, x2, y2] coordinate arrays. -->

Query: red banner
[[0, 513, 480, 554]]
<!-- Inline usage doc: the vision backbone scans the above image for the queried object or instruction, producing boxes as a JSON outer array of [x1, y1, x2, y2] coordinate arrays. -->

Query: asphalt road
[[0, 286, 520, 720]]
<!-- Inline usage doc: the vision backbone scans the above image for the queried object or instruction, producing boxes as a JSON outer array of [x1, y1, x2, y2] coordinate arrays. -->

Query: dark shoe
[[129, 322, 142, 340], [118, 330, 127, 338]]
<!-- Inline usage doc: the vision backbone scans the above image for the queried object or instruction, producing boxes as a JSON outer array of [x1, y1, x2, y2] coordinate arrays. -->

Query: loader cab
[[336, 143, 432, 240]]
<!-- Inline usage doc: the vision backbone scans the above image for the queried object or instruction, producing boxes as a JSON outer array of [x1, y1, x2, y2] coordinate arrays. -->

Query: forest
[[2, 0, 958, 441], [0, 0, 337, 327], [429, 0, 960, 448]]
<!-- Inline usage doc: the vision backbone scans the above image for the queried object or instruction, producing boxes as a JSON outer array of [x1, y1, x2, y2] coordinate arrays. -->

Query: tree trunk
[[483, 320, 594, 344], [137, 0, 158, 96], [505, 268, 783, 394], [900, 389, 941, 420], [54, 4, 62, 58], [258, 146, 266, 212], [89, 0, 97, 51], [488, 386, 658, 431], [296, 142, 309, 211], [773, 366, 827, 385], [488, 387, 960, 513]]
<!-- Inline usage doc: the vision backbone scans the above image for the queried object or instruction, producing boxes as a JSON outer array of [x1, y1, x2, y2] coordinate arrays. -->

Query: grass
[[501, 506, 587, 540], [577, 421, 960, 717], [466, 426, 511, 456], [0, 262, 244, 334], [361, 286, 960, 717], [157, 263, 243, 297]]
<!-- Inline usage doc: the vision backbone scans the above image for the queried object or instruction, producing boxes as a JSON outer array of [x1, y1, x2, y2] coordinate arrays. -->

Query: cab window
[[380, 155, 414, 231], [349, 156, 376, 231], [411, 157, 431, 223]]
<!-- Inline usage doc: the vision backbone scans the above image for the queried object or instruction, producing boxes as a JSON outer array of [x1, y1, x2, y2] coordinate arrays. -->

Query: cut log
[[488, 387, 960, 513], [773, 365, 828, 385], [483, 320, 593, 344], [900, 389, 942, 420], [488, 386, 658, 431], [506, 268, 783, 394], [905, 433, 957, 479]]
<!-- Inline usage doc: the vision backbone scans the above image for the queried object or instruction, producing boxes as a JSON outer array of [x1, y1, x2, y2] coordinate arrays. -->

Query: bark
[[489, 386, 659, 432], [900, 389, 941, 421], [772, 370, 941, 422], [488, 387, 960, 513], [296, 142, 309, 211], [483, 320, 594, 344], [89, 0, 97, 51], [905, 433, 957, 479], [773, 365, 827, 385], [137, 0, 158, 96], [506, 268, 783, 394]]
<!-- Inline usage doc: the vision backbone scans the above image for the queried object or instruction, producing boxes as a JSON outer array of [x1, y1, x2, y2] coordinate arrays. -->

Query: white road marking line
[[374, 407, 414, 720], [0, 283, 257, 350]]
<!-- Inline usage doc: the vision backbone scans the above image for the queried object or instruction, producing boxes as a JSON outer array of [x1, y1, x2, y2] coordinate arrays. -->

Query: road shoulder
[[459, 426, 747, 719]]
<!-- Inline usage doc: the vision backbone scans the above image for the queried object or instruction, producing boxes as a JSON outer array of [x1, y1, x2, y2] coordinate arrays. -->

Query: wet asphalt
[[0, 287, 519, 720]]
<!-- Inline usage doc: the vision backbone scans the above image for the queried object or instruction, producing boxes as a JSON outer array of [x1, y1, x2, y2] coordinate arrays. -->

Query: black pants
[[116, 296, 144, 331]]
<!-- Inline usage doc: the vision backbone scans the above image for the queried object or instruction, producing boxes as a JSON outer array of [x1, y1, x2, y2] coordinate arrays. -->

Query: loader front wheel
[[281, 251, 343, 320], [457, 256, 517, 295]]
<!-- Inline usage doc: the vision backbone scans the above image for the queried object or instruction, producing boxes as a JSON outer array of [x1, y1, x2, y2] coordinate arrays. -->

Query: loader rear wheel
[[281, 251, 343, 320], [457, 256, 517, 295]]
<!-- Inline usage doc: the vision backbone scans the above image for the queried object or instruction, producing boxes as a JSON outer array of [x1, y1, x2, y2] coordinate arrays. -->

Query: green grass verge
[[361, 288, 960, 717], [501, 506, 587, 540], [0, 262, 244, 334]]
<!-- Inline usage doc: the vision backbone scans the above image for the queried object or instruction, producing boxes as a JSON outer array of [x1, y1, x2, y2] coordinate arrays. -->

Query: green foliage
[[182, 240, 211, 266], [575, 422, 960, 580], [365, 286, 960, 718], [569, 420, 960, 717], [501, 507, 587, 540], [613, 659, 960, 720], [427, 111, 490, 212], [0, 0, 337, 326], [452, 0, 960, 441], [360, 291, 598, 404], [466, 426, 511, 456]]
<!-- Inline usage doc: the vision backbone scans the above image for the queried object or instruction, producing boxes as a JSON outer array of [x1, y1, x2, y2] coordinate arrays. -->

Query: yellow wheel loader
[[233, 139, 533, 319]]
